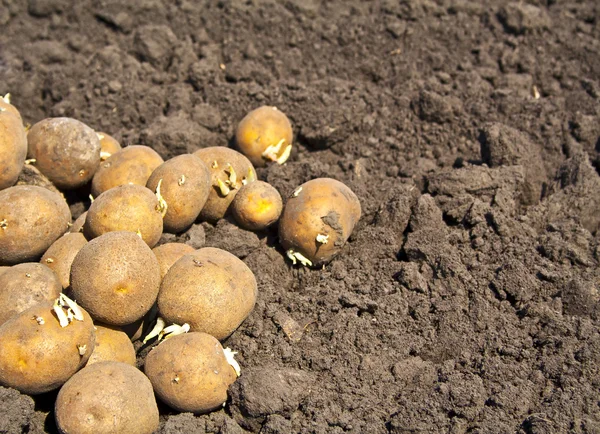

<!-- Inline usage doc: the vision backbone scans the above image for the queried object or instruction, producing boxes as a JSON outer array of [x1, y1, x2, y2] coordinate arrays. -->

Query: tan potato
[[96, 132, 122, 160], [0, 110, 27, 191], [0, 301, 95, 395], [27, 118, 101, 190], [235, 106, 293, 167], [152, 243, 196, 280], [0, 185, 71, 266], [144, 332, 237, 413], [69, 211, 87, 234], [158, 247, 257, 340], [83, 184, 163, 248], [0, 263, 62, 326], [70, 231, 161, 326], [40, 233, 88, 289], [0, 94, 22, 121], [279, 178, 361, 267], [86, 324, 136, 366], [0, 266, 7, 276], [91, 145, 164, 197], [55, 361, 159, 434], [231, 180, 283, 231], [193, 147, 256, 223]]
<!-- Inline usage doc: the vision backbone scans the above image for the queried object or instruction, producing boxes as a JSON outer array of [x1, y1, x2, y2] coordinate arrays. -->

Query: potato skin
[[40, 232, 88, 289], [158, 247, 257, 340], [69, 211, 87, 234], [146, 154, 211, 233], [0, 263, 62, 326], [193, 147, 256, 223], [84, 184, 163, 248], [27, 118, 101, 190], [91, 145, 164, 197], [231, 180, 283, 231], [279, 178, 361, 266], [0, 302, 95, 395], [0, 98, 22, 121], [0, 185, 71, 266], [55, 361, 158, 434], [144, 332, 237, 413], [152, 242, 196, 280], [85, 324, 136, 366], [0, 111, 27, 191], [96, 132, 122, 160], [70, 231, 161, 326]]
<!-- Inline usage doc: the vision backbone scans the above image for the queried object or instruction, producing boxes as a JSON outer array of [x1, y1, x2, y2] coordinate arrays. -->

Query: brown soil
[[1, 0, 600, 433]]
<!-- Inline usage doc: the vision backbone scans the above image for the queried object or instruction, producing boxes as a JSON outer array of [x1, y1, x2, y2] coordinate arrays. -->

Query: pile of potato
[[0, 96, 361, 433]]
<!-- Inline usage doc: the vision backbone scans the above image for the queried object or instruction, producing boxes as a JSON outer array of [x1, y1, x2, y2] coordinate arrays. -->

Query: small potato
[[96, 132, 122, 160], [91, 145, 164, 197], [0, 263, 62, 326], [231, 180, 283, 231], [86, 324, 136, 366], [27, 118, 101, 190], [144, 332, 237, 413], [84, 184, 163, 248], [158, 247, 257, 340], [70, 231, 161, 326], [279, 178, 361, 266], [235, 106, 293, 167], [0, 185, 71, 266], [0, 110, 27, 191], [40, 233, 88, 289], [146, 154, 211, 233], [0, 301, 95, 395], [152, 242, 195, 280], [69, 211, 87, 234], [55, 361, 159, 434], [193, 147, 257, 223]]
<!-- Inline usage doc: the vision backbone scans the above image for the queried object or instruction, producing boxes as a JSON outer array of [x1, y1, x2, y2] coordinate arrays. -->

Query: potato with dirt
[[55, 361, 159, 434], [231, 180, 283, 231], [279, 178, 361, 267], [0, 108, 27, 191], [152, 242, 195, 279], [40, 232, 88, 289], [27, 117, 101, 190], [146, 154, 211, 233], [0, 185, 71, 266], [85, 324, 136, 366], [158, 247, 257, 340], [193, 146, 257, 223], [144, 332, 238, 413]]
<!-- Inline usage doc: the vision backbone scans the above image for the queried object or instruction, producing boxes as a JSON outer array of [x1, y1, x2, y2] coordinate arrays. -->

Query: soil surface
[[1, 0, 600, 433]]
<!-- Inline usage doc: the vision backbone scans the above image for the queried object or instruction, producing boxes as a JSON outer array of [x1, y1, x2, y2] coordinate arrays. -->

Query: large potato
[[0, 110, 27, 191], [0, 185, 71, 266], [41, 232, 88, 289], [158, 247, 257, 340], [55, 361, 159, 434], [85, 324, 136, 366]]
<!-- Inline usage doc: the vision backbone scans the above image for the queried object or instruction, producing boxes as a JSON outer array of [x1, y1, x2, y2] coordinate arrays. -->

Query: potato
[[231, 180, 283, 231], [235, 106, 293, 167], [96, 131, 122, 160], [279, 178, 361, 266], [0, 185, 71, 266], [158, 247, 257, 340], [0, 301, 95, 395], [40, 233, 88, 289], [146, 154, 210, 233], [83, 184, 163, 248], [0, 110, 27, 191], [15, 163, 62, 195], [144, 332, 237, 413], [0, 263, 62, 326], [152, 242, 195, 280], [0, 94, 22, 121], [27, 118, 101, 190], [69, 211, 87, 234], [55, 361, 158, 434], [70, 231, 161, 326], [86, 324, 136, 366], [91, 145, 164, 197], [193, 147, 256, 223]]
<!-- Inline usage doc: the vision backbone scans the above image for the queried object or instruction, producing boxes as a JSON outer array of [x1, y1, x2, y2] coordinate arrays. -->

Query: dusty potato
[[231, 180, 283, 231], [193, 147, 257, 223], [0, 263, 62, 326], [146, 154, 211, 233], [235, 106, 293, 167], [40, 232, 88, 289], [27, 118, 101, 190], [0, 110, 27, 191], [86, 324, 136, 366], [144, 332, 237, 413], [15, 163, 62, 195], [84, 184, 163, 248], [70, 231, 161, 326], [279, 178, 361, 266], [152, 243, 195, 280], [91, 145, 164, 197], [158, 247, 257, 340], [96, 131, 122, 160], [0, 185, 71, 266], [0, 301, 95, 395], [69, 211, 87, 234], [55, 361, 159, 434]]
